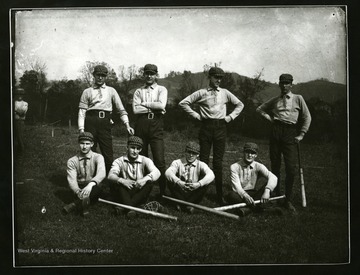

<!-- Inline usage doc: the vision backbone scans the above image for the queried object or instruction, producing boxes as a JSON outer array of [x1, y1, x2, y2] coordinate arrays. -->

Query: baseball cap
[[144, 64, 158, 74], [128, 136, 143, 148], [208, 67, 225, 77], [78, 132, 94, 142], [279, 74, 293, 84], [243, 142, 258, 154], [185, 141, 200, 154], [93, 65, 108, 76]]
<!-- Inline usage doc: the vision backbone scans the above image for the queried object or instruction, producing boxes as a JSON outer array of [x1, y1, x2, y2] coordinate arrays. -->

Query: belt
[[138, 113, 163, 120], [273, 119, 297, 128], [202, 119, 225, 125], [86, 110, 111, 119]]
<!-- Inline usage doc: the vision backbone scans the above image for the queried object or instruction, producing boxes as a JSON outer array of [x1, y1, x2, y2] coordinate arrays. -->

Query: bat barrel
[[214, 195, 286, 211], [162, 195, 240, 220], [98, 198, 178, 221]]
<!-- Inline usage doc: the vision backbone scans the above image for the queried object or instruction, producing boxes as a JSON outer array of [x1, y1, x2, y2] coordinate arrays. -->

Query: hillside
[[157, 72, 346, 105]]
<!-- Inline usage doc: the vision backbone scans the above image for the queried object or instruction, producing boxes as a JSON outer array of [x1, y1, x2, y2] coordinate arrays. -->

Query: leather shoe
[[238, 207, 252, 217], [62, 202, 77, 214]]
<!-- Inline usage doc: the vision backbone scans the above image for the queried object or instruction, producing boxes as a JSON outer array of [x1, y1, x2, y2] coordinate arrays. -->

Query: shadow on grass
[[54, 189, 74, 204], [49, 173, 67, 187]]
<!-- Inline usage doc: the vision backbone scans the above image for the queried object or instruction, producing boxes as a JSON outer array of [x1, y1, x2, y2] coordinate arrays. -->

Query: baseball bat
[[162, 195, 240, 220], [213, 195, 286, 211], [98, 198, 178, 221], [297, 143, 307, 207]]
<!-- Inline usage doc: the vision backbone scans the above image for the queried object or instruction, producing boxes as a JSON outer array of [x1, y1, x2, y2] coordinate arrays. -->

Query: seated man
[[226, 142, 278, 216], [165, 141, 215, 213], [108, 136, 160, 216], [63, 132, 105, 216]]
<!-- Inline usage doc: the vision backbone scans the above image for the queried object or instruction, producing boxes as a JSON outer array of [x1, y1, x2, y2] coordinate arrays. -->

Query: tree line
[[16, 60, 347, 148]]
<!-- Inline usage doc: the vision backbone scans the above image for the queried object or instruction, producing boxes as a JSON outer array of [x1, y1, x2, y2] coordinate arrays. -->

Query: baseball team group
[[13, 63, 311, 218]]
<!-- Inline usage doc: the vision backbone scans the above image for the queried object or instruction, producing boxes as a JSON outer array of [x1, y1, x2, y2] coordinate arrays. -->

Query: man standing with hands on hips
[[179, 67, 244, 205], [132, 64, 168, 197], [256, 73, 311, 213], [78, 64, 134, 174]]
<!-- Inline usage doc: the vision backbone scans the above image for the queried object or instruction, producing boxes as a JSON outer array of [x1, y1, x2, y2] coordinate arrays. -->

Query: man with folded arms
[[132, 64, 168, 197]]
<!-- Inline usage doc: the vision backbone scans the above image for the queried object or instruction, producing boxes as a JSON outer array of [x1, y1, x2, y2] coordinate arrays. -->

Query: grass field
[[13, 124, 349, 266]]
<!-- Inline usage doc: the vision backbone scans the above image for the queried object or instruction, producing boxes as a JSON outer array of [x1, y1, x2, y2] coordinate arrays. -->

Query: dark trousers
[[111, 181, 153, 207], [85, 115, 113, 173], [72, 184, 102, 205], [199, 119, 227, 200], [226, 177, 267, 204], [135, 115, 166, 195], [14, 120, 25, 153], [269, 121, 297, 202], [168, 182, 209, 204]]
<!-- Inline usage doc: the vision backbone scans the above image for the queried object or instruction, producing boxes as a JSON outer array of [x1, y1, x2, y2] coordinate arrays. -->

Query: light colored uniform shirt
[[230, 159, 277, 198], [165, 158, 215, 187], [67, 151, 106, 194], [132, 83, 168, 115], [178, 87, 244, 120], [108, 155, 161, 182], [14, 100, 28, 120], [78, 84, 129, 130], [256, 91, 312, 133]]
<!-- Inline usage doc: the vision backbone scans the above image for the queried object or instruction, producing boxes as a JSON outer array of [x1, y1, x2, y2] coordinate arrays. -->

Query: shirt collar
[[144, 83, 158, 89], [239, 159, 255, 169], [93, 83, 106, 89], [180, 158, 198, 167], [280, 91, 293, 99], [207, 87, 219, 92], [124, 155, 142, 164], [79, 151, 93, 161]]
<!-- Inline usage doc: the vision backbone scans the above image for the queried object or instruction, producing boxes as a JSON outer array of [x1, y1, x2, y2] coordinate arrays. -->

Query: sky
[[13, 7, 347, 84]]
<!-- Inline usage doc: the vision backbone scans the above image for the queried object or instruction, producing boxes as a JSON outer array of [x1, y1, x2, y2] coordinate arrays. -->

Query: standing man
[[13, 87, 28, 154], [226, 142, 278, 216], [108, 136, 161, 216], [256, 73, 311, 213], [63, 132, 105, 216], [132, 64, 168, 196], [179, 67, 244, 205], [78, 64, 134, 173], [165, 141, 215, 213]]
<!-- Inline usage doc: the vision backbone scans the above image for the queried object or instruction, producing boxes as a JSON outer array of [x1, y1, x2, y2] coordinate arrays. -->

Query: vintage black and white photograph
[[11, 6, 348, 267]]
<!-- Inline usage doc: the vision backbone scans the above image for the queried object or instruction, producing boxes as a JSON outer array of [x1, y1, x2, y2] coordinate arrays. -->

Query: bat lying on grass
[[98, 198, 178, 221], [213, 195, 286, 211], [162, 195, 240, 220]]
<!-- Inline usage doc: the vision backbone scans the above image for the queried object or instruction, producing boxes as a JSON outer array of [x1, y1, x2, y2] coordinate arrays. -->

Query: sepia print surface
[[11, 7, 348, 267]]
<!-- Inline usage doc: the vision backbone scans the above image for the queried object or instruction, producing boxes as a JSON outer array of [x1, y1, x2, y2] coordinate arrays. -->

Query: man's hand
[[294, 133, 305, 143], [261, 188, 271, 203], [79, 129, 85, 134], [177, 180, 187, 189], [79, 182, 96, 199], [127, 126, 135, 135], [243, 192, 255, 205], [134, 178, 148, 189], [184, 182, 201, 191], [120, 179, 136, 190], [224, 116, 232, 123]]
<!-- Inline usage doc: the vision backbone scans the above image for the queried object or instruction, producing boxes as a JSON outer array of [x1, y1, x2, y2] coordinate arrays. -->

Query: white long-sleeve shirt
[[230, 159, 277, 198], [165, 158, 215, 187]]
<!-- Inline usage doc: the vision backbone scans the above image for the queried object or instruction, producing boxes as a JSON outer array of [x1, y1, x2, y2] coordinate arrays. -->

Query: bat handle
[[301, 183, 307, 207]]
